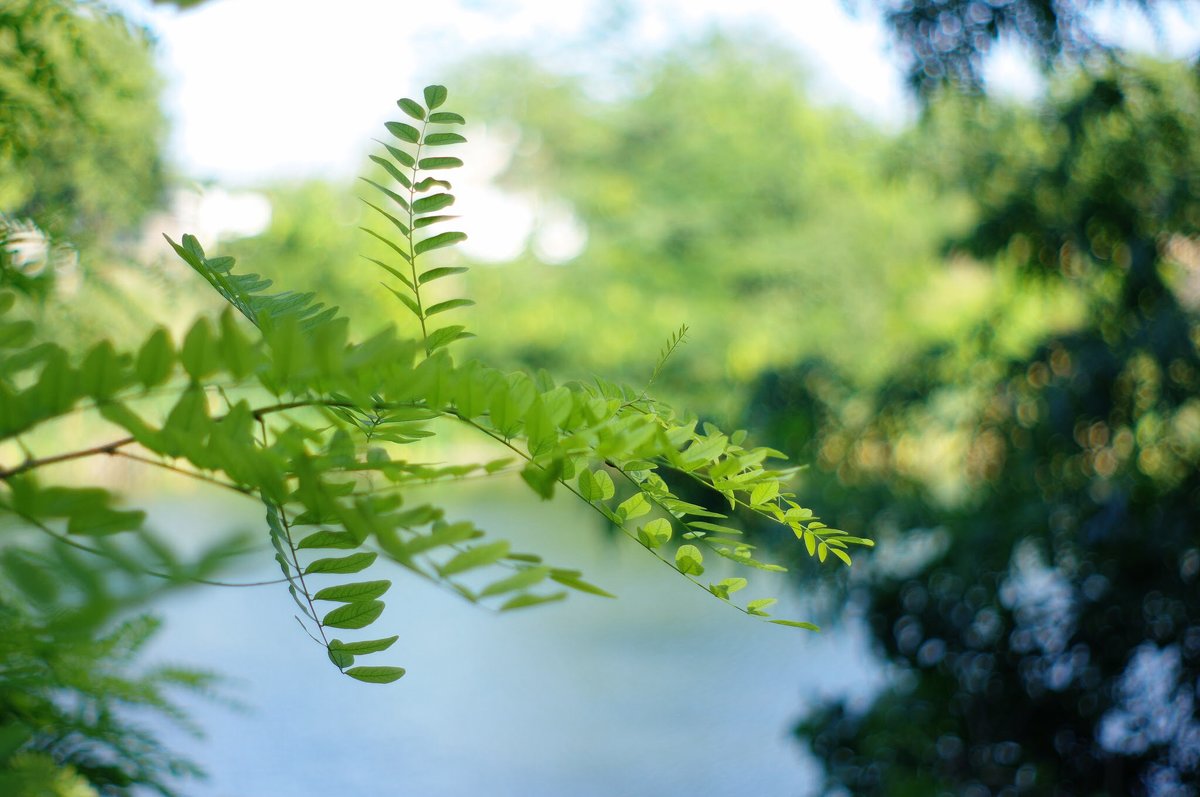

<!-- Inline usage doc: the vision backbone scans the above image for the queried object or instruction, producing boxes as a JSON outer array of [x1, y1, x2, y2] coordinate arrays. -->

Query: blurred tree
[[760, 61, 1200, 796], [448, 37, 963, 420], [866, 0, 1188, 95], [0, 0, 166, 243]]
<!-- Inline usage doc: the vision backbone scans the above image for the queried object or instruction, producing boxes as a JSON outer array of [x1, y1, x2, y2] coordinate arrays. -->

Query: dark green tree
[[765, 61, 1200, 796]]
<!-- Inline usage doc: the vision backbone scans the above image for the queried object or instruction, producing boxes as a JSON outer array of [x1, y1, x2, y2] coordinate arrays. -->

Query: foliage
[[0, 525, 242, 796], [0, 87, 867, 713], [0, 0, 165, 243], [868, 0, 1186, 95], [760, 61, 1200, 796], [438, 39, 963, 418]]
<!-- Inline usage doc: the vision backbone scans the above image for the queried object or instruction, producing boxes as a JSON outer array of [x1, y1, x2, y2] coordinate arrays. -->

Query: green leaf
[[577, 469, 615, 501], [426, 325, 473, 352], [438, 540, 510, 576], [687, 521, 740, 535], [329, 636, 399, 654], [414, 231, 467, 255], [423, 85, 448, 109], [304, 552, 377, 575], [617, 493, 651, 521], [322, 600, 384, 629], [425, 132, 466, 146], [384, 284, 423, 319], [480, 566, 550, 597], [428, 111, 465, 124], [297, 530, 358, 549], [135, 328, 174, 388], [368, 155, 412, 190], [500, 592, 567, 611], [413, 176, 452, 192], [180, 318, 219, 380], [363, 198, 411, 235], [636, 518, 672, 549], [746, 598, 777, 616], [520, 458, 562, 499], [709, 577, 747, 599], [385, 121, 420, 143], [378, 141, 416, 168], [418, 156, 463, 170], [397, 98, 425, 120], [358, 177, 410, 210], [418, 266, 468, 285], [750, 481, 780, 506], [830, 547, 852, 566], [424, 298, 474, 317], [770, 619, 820, 631], [550, 570, 615, 598], [675, 544, 704, 576], [414, 214, 459, 229], [346, 665, 406, 684], [412, 193, 455, 214], [313, 580, 391, 602]]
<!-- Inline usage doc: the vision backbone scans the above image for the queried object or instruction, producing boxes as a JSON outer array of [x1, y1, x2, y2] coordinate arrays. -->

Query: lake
[[141, 482, 882, 796]]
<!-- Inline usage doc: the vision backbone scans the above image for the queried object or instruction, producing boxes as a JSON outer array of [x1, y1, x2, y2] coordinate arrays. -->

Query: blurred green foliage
[[454, 40, 968, 418], [0, 0, 165, 243], [757, 61, 1200, 795]]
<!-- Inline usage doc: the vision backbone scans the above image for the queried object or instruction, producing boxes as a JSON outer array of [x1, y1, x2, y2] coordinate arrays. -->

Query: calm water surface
[[142, 484, 881, 797]]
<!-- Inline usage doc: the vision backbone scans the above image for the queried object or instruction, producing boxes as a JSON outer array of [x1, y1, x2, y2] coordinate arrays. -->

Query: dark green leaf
[[297, 530, 358, 549], [418, 266, 468, 285], [412, 193, 455, 214], [304, 552, 377, 575], [322, 600, 384, 629], [385, 121, 420, 143], [418, 156, 462, 170], [329, 636, 399, 654], [428, 111, 465, 124], [313, 580, 391, 602], [397, 98, 425, 120], [414, 231, 467, 255], [425, 132, 466, 146], [368, 155, 413, 190], [346, 665, 406, 683], [423, 85, 448, 109], [414, 214, 458, 229]]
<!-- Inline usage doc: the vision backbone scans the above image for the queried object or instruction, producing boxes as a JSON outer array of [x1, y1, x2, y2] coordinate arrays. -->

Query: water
[[141, 484, 881, 797]]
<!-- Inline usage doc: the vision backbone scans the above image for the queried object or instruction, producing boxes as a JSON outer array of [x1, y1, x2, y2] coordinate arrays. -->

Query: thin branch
[[12, 507, 288, 588]]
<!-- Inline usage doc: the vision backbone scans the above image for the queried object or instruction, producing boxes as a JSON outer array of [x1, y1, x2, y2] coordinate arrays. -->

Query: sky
[[113, 0, 1200, 259], [111, 0, 1200, 184]]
